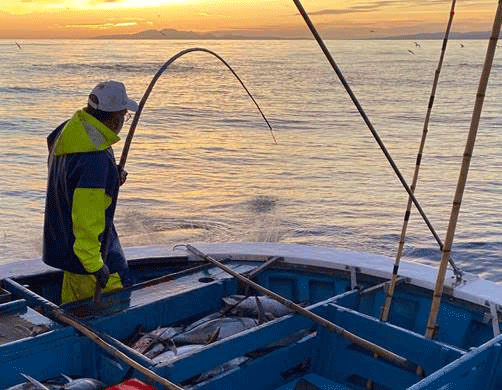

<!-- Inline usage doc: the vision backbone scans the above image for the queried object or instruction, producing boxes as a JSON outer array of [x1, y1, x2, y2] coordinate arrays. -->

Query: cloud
[[88, 0, 124, 3], [307, 0, 489, 16], [64, 21, 137, 29], [308, 1, 393, 15]]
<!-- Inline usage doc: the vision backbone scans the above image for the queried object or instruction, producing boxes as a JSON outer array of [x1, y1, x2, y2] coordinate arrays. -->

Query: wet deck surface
[[64, 262, 260, 319]]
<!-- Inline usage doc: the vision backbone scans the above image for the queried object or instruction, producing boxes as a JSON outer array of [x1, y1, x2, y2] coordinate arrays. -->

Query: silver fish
[[222, 295, 293, 319], [61, 374, 105, 390], [152, 344, 203, 365], [183, 312, 223, 332], [173, 317, 258, 345], [143, 342, 166, 359], [131, 326, 181, 354], [5, 374, 51, 390]]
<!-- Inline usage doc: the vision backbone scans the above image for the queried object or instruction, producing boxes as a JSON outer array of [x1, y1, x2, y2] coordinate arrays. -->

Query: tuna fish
[[152, 344, 203, 365], [172, 317, 259, 345], [5, 374, 51, 390], [222, 295, 293, 319], [143, 342, 166, 359], [60, 374, 105, 390], [183, 312, 224, 332], [131, 326, 181, 354]]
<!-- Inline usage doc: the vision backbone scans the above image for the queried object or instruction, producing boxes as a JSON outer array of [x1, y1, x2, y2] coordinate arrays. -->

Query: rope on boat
[[184, 245, 419, 372], [97, 48, 277, 304], [3, 278, 183, 389], [425, 0, 502, 340], [381, 0, 461, 324], [290, 0, 449, 258]]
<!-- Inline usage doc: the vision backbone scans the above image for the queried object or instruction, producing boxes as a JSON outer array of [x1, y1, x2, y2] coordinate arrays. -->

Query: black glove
[[118, 165, 128, 186], [93, 264, 110, 289]]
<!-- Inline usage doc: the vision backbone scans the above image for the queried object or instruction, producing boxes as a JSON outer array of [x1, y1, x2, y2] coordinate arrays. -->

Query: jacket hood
[[53, 109, 120, 156]]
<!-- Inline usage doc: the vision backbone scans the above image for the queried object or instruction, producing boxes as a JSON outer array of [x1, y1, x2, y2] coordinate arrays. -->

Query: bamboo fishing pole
[[4, 278, 183, 390], [425, 0, 502, 339], [291, 0, 447, 257], [381, 0, 460, 323], [184, 245, 418, 372], [97, 48, 276, 304]]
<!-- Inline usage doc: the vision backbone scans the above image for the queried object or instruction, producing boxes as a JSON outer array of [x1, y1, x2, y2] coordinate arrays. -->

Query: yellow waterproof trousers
[[61, 271, 123, 305]]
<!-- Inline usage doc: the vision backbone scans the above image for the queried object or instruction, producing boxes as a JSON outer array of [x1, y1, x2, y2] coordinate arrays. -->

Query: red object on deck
[[106, 379, 156, 390]]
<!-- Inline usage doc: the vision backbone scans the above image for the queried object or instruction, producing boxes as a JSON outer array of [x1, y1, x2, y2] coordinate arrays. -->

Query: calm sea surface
[[0, 39, 501, 281]]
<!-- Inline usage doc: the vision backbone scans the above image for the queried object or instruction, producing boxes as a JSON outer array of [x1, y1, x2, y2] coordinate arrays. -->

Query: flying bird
[[15, 42, 21, 49], [408, 49, 415, 55], [413, 41, 420, 47]]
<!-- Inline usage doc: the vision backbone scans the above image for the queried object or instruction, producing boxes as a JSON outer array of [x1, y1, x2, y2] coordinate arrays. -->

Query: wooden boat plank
[[324, 303, 463, 372], [159, 313, 315, 383], [61, 261, 258, 319], [408, 333, 502, 389], [276, 374, 353, 390], [180, 332, 317, 390]]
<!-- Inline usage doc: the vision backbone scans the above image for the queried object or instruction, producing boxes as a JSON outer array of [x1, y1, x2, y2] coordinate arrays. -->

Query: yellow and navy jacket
[[43, 109, 130, 283]]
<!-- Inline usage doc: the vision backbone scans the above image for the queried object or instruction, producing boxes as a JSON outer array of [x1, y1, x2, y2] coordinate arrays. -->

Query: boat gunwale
[[1, 242, 501, 319]]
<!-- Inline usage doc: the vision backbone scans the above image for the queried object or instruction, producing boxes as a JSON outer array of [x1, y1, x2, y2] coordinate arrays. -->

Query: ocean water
[[0, 39, 501, 281]]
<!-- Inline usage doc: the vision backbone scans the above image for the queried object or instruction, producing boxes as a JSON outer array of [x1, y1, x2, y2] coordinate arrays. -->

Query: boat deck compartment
[[0, 299, 55, 346]]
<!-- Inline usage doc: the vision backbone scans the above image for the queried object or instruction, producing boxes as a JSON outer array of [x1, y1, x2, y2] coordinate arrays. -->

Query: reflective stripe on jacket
[[43, 109, 129, 279]]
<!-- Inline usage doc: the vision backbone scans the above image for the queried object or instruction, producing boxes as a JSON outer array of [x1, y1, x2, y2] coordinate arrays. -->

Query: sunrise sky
[[0, 0, 498, 39]]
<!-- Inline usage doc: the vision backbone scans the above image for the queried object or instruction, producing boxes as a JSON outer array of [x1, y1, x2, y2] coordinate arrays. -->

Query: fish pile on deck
[[126, 294, 294, 380], [6, 373, 104, 390]]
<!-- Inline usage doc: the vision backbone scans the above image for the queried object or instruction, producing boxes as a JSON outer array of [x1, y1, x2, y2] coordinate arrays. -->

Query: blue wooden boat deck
[[1, 244, 502, 389]]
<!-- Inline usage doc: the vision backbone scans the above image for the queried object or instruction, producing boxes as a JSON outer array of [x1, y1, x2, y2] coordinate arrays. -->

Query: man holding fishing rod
[[43, 81, 137, 304]]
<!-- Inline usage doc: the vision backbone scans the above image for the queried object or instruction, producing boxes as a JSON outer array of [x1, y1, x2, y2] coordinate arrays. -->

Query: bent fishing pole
[[97, 48, 276, 304], [121, 47, 276, 169], [291, 0, 456, 269]]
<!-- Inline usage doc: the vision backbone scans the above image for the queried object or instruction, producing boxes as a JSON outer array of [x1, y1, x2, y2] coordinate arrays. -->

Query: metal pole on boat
[[425, 0, 502, 339], [381, 0, 460, 323], [184, 244, 418, 372], [96, 48, 277, 304], [3, 278, 184, 390], [290, 0, 448, 256]]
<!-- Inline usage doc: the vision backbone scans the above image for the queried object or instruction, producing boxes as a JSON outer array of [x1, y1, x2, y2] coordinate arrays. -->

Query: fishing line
[[98, 48, 276, 303], [291, 0, 448, 257], [120, 47, 276, 171], [102, 47, 275, 254]]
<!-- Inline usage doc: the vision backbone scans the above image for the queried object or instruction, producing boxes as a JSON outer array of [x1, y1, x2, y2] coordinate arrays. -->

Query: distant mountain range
[[93, 28, 284, 40], [94, 28, 496, 40]]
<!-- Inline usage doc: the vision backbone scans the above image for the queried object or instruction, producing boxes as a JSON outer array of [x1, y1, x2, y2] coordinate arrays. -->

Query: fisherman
[[43, 80, 137, 304]]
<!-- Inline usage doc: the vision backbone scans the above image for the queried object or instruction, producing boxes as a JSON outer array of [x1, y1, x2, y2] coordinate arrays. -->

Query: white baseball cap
[[88, 80, 138, 112]]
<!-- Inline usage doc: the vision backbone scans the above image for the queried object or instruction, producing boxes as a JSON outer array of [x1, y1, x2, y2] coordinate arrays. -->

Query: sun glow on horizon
[[0, 0, 498, 39]]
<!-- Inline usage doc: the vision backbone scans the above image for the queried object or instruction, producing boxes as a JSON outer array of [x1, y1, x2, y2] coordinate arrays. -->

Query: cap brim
[[126, 99, 138, 112]]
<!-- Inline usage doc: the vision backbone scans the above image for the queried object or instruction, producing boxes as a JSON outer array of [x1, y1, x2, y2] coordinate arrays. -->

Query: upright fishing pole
[[426, 0, 502, 339], [97, 48, 275, 304], [291, 0, 448, 256], [381, 0, 461, 325]]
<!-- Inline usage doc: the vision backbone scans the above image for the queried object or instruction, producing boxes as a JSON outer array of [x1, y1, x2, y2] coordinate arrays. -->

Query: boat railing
[[407, 332, 502, 389]]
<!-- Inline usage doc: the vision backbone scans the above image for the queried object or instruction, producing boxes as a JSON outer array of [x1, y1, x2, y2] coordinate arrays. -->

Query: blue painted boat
[[1, 242, 502, 389], [2, 2, 502, 389]]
